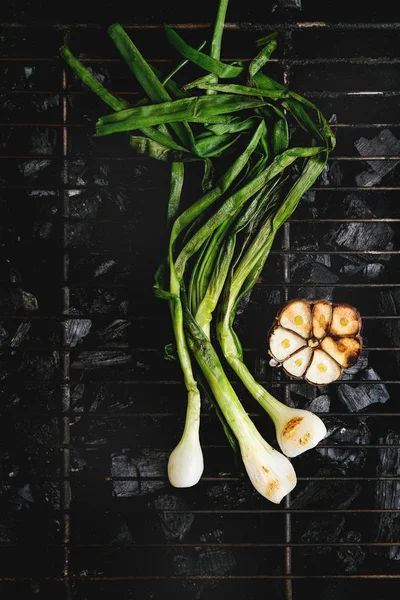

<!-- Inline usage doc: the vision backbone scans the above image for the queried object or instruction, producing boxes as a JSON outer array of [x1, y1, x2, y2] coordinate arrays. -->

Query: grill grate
[[1, 12, 400, 600]]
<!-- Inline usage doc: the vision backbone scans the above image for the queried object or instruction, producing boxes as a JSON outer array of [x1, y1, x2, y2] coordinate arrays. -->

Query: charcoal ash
[[291, 466, 362, 510], [337, 368, 389, 412], [370, 432, 400, 561], [304, 394, 331, 413], [71, 350, 131, 369], [355, 129, 400, 187], [317, 419, 371, 471], [323, 194, 394, 263], [336, 530, 366, 574]]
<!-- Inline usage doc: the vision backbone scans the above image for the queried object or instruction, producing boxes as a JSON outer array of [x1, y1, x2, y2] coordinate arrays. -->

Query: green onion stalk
[[60, 0, 336, 502]]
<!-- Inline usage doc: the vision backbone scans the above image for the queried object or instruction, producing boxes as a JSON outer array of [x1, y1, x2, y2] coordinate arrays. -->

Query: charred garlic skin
[[268, 299, 362, 385]]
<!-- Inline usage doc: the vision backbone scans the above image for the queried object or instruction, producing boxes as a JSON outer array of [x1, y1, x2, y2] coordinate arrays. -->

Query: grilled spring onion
[[60, 0, 336, 501]]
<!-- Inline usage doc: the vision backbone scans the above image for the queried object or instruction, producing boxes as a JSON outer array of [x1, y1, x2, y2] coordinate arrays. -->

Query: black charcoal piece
[[292, 259, 339, 301], [337, 368, 389, 412], [304, 394, 331, 413], [94, 260, 116, 278], [152, 495, 195, 541], [111, 450, 168, 498], [63, 317, 92, 347], [340, 351, 369, 380], [72, 350, 131, 369], [324, 194, 393, 261], [0, 325, 9, 346], [21, 290, 39, 312], [291, 467, 362, 509], [355, 129, 400, 186], [98, 319, 131, 343], [9, 322, 31, 347], [378, 290, 400, 365], [336, 530, 366, 574], [298, 515, 345, 555], [340, 262, 384, 281], [29, 128, 57, 155], [317, 420, 371, 470], [370, 432, 400, 561]]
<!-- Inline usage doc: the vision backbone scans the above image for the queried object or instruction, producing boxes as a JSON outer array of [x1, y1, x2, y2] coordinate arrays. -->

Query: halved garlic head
[[268, 299, 362, 385]]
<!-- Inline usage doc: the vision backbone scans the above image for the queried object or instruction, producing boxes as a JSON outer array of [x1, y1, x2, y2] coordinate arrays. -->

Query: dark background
[[1, 1, 400, 599]]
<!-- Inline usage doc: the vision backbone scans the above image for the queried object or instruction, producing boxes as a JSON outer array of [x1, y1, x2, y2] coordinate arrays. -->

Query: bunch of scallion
[[61, 0, 335, 504]]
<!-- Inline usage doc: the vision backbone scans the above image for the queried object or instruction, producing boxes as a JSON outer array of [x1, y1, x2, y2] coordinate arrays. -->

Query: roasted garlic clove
[[320, 335, 362, 369], [282, 346, 313, 378], [304, 348, 343, 385], [312, 300, 332, 339], [330, 304, 361, 337], [269, 326, 307, 362], [278, 299, 313, 339]]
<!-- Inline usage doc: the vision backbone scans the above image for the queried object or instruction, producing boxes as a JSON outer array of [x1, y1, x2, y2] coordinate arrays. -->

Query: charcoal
[[98, 319, 131, 343], [69, 191, 103, 219], [340, 351, 369, 380], [152, 494, 195, 541], [72, 350, 131, 369], [337, 368, 389, 412], [273, 0, 302, 11], [370, 432, 400, 560], [355, 129, 400, 186], [378, 290, 400, 365], [291, 259, 339, 301], [63, 318, 92, 347], [304, 394, 331, 413], [111, 450, 167, 498], [21, 290, 38, 312], [317, 420, 371, 470], [336, 530, 366, 574], [29, 128, 57, 155], [0, 521, 13, 544], [340, 262, 384, 281], [291, 467, 362, 509], [0, 325, 9, 347], [65, 222, 94, 249], [290, 381, 318, 402], [9, 322, 31, 347], [94, 260, 116, 278], [324, 194, 393, 262], [297, 515, 345, 555]]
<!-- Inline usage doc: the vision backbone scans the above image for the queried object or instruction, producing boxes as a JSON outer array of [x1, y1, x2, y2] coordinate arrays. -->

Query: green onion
[[60, 0, 336, 502]]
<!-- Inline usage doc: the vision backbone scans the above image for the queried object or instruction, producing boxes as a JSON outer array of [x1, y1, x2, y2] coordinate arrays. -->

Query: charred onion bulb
[[268, 299, 362, 385]]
